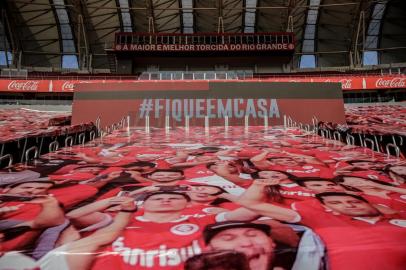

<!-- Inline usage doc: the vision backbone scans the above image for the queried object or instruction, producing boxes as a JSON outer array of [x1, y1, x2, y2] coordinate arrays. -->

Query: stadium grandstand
[[0, 1, 405, 270]]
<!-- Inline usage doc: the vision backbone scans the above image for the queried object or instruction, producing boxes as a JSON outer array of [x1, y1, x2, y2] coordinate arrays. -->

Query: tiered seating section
[[0, 109, 95, 167]]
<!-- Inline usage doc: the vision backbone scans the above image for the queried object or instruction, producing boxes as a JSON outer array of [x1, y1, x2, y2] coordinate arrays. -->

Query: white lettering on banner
[[196, 99, 205, 118], [138, 99, 280, 121], [280, 190, 314, 197], [172, 99, 182, 121], [233, 99, 244, 118], [217, 99, 232, 118], [269, 99, 280, 118], [257, 99, 268, 117], [116, 43, 293, 51], [112, 237, 202, 267], [375, 77, 406, 88], [286, 168, 320, 174], [207, 99, 215, 118], [62, 81, 75, 91], [339, 79, 352, 89], [8, 81, 39, 91]]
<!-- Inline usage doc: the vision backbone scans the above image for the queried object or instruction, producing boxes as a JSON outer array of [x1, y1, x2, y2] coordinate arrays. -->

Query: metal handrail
[[346, 134, 355, 145], [49, 141, 59, 152], [386, 143, 400, 158], [0, 154, 13, 167], [89, 131, 96, 141], [65, 136, 74, 147], [78, 133, 86, 145], [25, 146, 39, 162], [364, 138, 375, 151], [333, 131, 342, 141]]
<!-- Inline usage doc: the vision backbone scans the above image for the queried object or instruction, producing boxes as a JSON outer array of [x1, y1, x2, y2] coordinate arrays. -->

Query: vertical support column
[[145, 116, 150, 134], [353, 11, 365, 67], [264, 115, 268, 130], [205, 116, 210, 136], [127, 115, 131, 136], [77, 14, 89, 70], [1, 9, 11, 67], [283, 115, 287, 129], [217, 0, 224, 33], [165, 115, 170, 134], [244, 115, 249, 135], [287, 15, 294, 32], [185, 115, 190, 135]]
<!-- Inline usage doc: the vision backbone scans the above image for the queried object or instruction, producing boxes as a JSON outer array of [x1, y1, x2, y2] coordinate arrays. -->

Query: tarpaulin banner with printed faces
[[0, 125, 405, 270]]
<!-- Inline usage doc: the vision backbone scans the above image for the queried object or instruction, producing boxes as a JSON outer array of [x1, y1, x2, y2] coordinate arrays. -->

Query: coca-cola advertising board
[[263, 76, 406, 90], [0, 76, 405, 93], [0, 80, 136, 93]]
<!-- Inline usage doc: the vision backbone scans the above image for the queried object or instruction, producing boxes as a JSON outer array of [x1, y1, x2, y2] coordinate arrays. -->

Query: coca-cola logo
[[8, 81, 40, 91], [375, 77, 406, 88], [62, 81, 75, 91], [339, 79, 352, 89]]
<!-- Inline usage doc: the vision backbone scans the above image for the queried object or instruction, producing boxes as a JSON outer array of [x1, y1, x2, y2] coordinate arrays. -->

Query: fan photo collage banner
[[0, 125, 405, 270]]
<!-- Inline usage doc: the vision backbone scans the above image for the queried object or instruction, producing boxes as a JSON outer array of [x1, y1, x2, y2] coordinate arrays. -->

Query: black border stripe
[[74, 82, 343, 100]]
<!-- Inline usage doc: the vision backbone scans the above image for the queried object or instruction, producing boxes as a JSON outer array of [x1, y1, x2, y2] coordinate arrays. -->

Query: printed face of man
[[269, 157, 297, 166], [195, 156, 218, 162], [73, 166, 103, 174], [303, 181, 346, 193], [209, 163, 238, 174], [187, 186, 222, 202], [257, 171, 287, 181], [299, 143, 324, 149], [321, 195, 380, 217], [143, 194, 188, 213], [6, 182, 53, 196], [351, 161, 381, 170], [390, 166, 406, 176], [209, 227, 274, 270], [341, 177, 374, 189], [148, 171, 183, 182], [341, 151, 370, 159], [136, 154, 160, 162], [126, 165, 154, 172]]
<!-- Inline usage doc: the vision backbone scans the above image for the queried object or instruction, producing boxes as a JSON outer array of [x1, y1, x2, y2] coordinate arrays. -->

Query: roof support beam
[[218, 0, 224, 33], [77, 14, 89, 70], [243, 0, 257, 33], [180, 0, 194, 33], [117, 0, 134, 32], [1, 7, 15, 52], [353, 10, 365, 67], [286, 0, 296, 32], [1, 10, 11, 67], [146, 0, 156, 33], [72, 0, 95, 70], [83, 2, 361, 11]]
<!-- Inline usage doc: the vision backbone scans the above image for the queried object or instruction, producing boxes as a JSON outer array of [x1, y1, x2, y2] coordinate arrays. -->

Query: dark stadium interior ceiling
[[0, 0, 405, 71]]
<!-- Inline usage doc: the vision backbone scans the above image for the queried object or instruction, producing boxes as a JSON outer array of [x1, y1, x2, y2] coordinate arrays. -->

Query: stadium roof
[[0, 0, 405, 71]]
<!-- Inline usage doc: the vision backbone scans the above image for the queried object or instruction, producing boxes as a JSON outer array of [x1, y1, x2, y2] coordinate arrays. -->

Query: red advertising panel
[[114, 43, 295, 52], [260, 75, 406, 90], [0, 80, 137, 93], [72, 81, 346, 128], [0, 75, 405, 93]]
